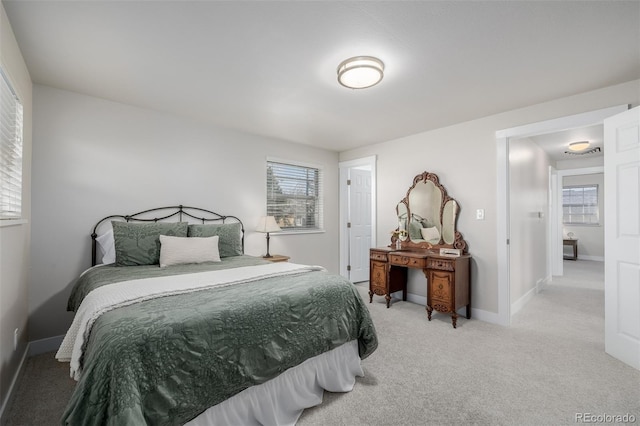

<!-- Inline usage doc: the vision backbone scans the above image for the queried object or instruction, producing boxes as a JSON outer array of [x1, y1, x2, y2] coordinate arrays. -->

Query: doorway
[[339, 156, 377, 282], [555, 167, 604, 276], [496, 105, 627, 326]]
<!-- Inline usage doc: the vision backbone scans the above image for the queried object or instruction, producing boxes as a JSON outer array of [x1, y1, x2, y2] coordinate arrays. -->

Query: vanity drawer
[[389, 254, 427, 268], [370, 261, 387, 287], [370, 251, 388, 262], [430, 272, 453, 301], [426, 258, 455, 271]]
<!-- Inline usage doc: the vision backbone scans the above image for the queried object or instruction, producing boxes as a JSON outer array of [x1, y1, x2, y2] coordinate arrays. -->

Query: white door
[[604, 107, 640, 370], [348, 169, 372, 282]]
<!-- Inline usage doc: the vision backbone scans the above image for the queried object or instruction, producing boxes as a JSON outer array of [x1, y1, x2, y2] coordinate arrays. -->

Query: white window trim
[[562, 184, 600, 226], [0, 66, 24, 221], [266, 156, 325, 233], [0, 218, 27, 228], [277, 229, 326, 236]]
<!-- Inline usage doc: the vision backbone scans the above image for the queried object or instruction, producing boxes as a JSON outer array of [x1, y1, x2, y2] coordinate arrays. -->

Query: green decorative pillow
[[112, 221, 188, 266], [188, 223, 243, 257], [408, 220, 423, 241]]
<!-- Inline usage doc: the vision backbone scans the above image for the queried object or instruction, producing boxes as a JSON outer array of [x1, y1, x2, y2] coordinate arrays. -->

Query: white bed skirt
[[185, 340, 362, 426]]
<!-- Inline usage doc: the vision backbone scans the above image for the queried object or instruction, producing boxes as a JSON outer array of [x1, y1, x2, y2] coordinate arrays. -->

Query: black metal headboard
[[91, 205, 244, 266]]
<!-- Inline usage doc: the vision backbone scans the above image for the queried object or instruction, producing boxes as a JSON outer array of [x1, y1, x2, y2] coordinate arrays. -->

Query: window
[[0, 68, 24, 220], [563, 185, 599, 225], [267, 159, 323, 232]]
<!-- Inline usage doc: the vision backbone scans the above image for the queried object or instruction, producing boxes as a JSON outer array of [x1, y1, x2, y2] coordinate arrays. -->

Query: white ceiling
[[3, 1, 639, 152], [529, 124, 604, 162]]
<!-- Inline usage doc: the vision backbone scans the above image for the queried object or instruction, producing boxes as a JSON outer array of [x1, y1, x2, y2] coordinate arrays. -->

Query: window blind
[[562, 185, 599, 225], [267, 159, 323, 231], [0, 68, 24, 219]]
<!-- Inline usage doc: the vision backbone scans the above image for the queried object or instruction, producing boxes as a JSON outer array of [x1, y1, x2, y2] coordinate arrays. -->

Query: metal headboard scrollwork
[[91, 205, 244, 266]]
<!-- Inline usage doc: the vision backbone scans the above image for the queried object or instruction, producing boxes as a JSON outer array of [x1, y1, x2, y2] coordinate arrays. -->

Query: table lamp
[[255, 216, 281, 258]]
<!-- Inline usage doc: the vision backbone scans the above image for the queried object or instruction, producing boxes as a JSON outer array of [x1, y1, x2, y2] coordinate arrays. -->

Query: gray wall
[[30, 85, 340, 341], [509, 137, 552, 305], [562, 173, 605, 260], [339, 79, 639, 322]]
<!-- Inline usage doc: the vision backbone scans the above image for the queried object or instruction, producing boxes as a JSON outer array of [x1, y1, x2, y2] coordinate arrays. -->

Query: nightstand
[[263, 254, 290, 263]]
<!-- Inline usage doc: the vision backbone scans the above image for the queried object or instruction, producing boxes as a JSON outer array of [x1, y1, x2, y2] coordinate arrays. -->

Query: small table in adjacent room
[[563, 239, 578, 260]]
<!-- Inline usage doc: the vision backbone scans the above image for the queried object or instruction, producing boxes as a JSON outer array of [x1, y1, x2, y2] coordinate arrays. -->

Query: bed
[[55, 205, 378, 425]]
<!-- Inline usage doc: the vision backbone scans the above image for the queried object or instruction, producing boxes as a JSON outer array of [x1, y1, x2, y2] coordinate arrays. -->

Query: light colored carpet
[[5, 260, 639, 425], [552, 258, 605, 291], [299, 260, 639, 426]]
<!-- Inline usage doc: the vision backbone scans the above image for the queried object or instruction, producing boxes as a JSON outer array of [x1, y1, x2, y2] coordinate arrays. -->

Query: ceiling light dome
[[568, 141, 590, 151], [337, 56, 384, 89]]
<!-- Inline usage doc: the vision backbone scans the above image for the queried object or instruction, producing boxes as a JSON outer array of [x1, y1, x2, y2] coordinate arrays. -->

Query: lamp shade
[[256, 216, 281, 233], [337, 56, 384, 89]]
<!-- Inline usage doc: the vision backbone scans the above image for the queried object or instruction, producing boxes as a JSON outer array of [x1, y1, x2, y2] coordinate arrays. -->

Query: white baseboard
[[28, 335, 64, 356], [471, 308, 502, 325], [511, 275, 552, 316], [511, 285, 537, 316], [536, 276, 551, 293], [0, 348, 28, 425], [0, 335, 65, 424], [577, 255, 604, 262], [392, 292, 503, 326], [404, 292, 426, 306]]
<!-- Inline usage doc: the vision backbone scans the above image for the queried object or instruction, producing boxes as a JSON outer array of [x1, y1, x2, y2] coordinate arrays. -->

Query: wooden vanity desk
[[369, 247, 408, 307], [369, 171, 472, 328], [369, 247, 471, 328]]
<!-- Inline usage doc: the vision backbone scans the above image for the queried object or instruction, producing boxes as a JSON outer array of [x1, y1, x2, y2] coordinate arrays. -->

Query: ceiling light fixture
[[564, 146, 601, 156], [568, 141, 590, 152], [337, 56, 384, 89]]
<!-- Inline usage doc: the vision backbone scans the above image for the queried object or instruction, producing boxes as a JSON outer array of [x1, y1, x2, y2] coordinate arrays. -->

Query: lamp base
[[263, 232, 273, 258]]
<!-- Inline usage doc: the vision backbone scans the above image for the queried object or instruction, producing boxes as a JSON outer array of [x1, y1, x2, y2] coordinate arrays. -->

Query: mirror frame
[[394, 171, 468, 252], [396, 200, 409, 241]]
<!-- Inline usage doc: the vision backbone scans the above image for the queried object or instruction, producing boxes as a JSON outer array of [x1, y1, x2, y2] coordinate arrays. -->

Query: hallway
[[552, 259, 604, 291]]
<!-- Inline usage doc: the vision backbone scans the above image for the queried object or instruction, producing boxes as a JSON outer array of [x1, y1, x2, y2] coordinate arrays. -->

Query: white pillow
[[159, 235, 221, 268], [420, 226, 441, 243], [96, 229, 116, 265]]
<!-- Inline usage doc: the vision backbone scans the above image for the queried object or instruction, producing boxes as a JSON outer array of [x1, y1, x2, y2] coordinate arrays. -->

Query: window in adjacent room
[[0, 68, 24, 220], [562, 184, 599, 225], [267, 159, 324, 232]]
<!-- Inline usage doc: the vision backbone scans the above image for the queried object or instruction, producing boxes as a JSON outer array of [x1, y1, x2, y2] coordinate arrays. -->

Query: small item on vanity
[[439, 248, 461, 257], [391, 228, 407, 250]]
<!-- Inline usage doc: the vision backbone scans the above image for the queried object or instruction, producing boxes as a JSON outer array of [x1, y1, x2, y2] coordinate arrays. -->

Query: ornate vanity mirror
[[394, 171, 467, 252], [372, 171, 471, 327]]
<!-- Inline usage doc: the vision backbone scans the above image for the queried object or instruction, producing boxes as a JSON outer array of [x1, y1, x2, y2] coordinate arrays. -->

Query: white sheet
[[186, 340, 363, 426], [56, 262, 326, 380]]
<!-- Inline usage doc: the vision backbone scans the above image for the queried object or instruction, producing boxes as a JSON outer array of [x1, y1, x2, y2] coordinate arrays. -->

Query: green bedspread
[[61, 258, 378, 425]]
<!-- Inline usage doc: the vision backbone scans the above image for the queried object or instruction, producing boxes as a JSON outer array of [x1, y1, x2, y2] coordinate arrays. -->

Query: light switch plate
[[476, 209, 485, 220]]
